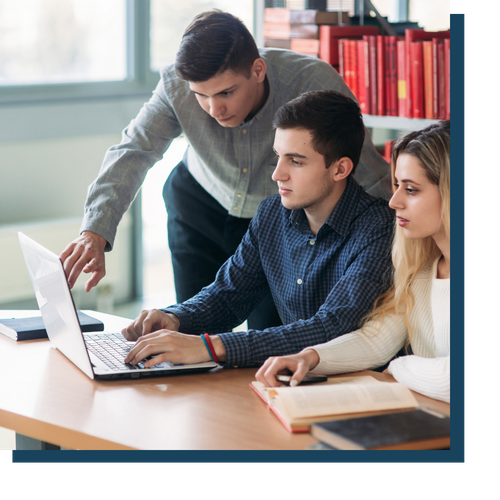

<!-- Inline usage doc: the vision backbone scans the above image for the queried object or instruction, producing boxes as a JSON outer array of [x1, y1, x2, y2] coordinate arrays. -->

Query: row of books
[[338, 31, 450, 119], [263, 9, 450, 119]]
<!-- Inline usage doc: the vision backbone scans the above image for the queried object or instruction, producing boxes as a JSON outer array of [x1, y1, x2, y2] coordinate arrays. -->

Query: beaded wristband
[[203, 333, 219, 363]]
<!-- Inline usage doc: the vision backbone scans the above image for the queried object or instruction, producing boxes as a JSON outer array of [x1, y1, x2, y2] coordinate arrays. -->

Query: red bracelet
[[203, 333, 219, 363]]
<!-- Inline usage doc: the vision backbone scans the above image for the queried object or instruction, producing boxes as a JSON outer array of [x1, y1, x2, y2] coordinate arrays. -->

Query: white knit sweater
[[309, 260, 450, 402]]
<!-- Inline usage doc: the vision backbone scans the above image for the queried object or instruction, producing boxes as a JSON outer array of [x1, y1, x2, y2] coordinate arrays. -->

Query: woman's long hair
[[364, 120, 450, 345]]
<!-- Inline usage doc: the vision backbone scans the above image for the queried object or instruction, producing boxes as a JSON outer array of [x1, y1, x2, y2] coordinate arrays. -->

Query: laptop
[[18, 232, 218, 380]]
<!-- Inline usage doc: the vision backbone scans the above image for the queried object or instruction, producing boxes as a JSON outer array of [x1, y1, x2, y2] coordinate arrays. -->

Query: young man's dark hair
[[175, 9, 260, 82], [272, 90, 366, 174]]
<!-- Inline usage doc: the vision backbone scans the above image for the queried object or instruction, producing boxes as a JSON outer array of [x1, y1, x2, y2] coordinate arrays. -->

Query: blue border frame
[[12, 13, 465, 465]]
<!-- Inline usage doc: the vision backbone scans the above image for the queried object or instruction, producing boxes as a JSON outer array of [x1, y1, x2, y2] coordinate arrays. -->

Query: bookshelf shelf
[[363, 115, 439, 131]]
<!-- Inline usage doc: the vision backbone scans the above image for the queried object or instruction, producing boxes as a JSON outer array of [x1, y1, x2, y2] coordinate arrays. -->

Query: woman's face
[[389, 153, 445, 242]]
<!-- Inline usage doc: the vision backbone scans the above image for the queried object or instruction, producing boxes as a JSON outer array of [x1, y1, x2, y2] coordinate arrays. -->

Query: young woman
[[256, 120, 450, 403]]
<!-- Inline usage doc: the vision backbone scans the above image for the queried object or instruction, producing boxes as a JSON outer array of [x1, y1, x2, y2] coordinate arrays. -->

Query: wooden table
[[0, 310, 449, 451]]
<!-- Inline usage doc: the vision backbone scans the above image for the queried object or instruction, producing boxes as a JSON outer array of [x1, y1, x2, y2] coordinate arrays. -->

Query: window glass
[[0, 0, 126, 85], [409, 0, 450, 31], [150, 0, 254, 71]]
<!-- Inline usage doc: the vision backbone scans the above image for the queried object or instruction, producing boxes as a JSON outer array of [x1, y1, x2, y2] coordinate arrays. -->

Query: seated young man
[[122, 90, 395, 369]]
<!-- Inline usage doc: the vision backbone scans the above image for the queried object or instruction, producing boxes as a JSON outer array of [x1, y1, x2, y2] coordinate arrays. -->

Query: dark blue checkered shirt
[[164, 176, 395, 367]]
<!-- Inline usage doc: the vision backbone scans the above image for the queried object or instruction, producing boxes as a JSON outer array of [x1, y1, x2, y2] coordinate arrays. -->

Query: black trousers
[[163, 161, 282, 331]]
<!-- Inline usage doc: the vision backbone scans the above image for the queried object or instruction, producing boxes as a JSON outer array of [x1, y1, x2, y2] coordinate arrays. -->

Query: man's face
[[272, 128, 340, 216], [189, 60, 266, 127]]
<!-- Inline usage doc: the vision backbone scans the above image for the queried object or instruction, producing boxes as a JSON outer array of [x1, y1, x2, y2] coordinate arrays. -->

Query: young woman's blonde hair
[[364, 120, 450, 347]]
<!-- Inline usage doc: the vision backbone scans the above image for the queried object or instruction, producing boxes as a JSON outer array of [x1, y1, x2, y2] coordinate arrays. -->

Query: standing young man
[[121, 90, 395, 369], [60, 10, 391, 329]]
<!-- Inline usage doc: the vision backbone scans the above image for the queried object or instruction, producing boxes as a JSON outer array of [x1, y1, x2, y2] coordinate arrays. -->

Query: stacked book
[[264, 8, 350, 58], [336, 29, 450, 118]]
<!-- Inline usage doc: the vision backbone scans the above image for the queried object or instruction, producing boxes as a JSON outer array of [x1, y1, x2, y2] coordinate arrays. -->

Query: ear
[[331, 157, 354, 181], [252, 58, 267, 83]]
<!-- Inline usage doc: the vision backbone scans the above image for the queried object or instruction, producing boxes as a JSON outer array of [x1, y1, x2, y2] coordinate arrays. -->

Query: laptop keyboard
[[83, 332, 144, 371]]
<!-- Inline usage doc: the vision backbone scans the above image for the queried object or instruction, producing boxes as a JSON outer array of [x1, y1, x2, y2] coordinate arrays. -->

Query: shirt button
[[297, 279, 303, 285], [242, 129, 247, 134], [237, 193, 242, 198], [242, 168, 248, 173], [309, 240, 316, 245], [233, 206, 239, 210]]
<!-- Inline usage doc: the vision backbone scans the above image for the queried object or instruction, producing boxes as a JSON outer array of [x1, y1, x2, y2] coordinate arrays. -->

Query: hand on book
[[255, 349, 320, 387]]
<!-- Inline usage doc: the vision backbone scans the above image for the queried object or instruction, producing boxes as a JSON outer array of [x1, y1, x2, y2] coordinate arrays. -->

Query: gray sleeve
[[80, 74, 183, 249]]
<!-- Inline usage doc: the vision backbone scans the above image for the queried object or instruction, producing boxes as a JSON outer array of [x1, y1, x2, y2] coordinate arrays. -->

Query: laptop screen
[[18, 232, 95, 378]]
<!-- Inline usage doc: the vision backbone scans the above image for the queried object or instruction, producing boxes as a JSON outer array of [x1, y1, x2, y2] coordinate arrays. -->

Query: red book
[[263, 23, 319, 40], [423, 41, 434, 119], [338, 38, 345, 80], [364, 35, 378, 115], [388, 36, 398, 116], [345, 40, 358, 98], [405, 29, 450, 118], [410, 42, 424, 119], [384, 140, 395, 164], [265, 38, 321, 56], [376, 35, 385, 116], [319, 25, 379, 66], [264, 8, 349, 25], [384, 37, 391, 115], [444, 38, 450, 119], [290, 39, 321, 55], [432, 39, 440, 119], [438, 41, 446, 119], [357, 40, 370, 114], [397, 40, 407, 117]]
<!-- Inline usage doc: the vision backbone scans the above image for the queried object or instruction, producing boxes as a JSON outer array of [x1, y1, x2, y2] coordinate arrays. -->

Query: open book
[[250, 375, 419, 433]]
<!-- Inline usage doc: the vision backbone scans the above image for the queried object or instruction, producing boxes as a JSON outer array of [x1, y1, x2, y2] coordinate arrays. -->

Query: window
[[0, 0, 127, 85], [150, 0, 254, 70], [0, 0, 157, 104]]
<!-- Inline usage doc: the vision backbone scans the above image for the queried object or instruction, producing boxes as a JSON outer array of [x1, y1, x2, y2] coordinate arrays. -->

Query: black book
[[310, 409, 450, 450], [0, 311, 104, 341]]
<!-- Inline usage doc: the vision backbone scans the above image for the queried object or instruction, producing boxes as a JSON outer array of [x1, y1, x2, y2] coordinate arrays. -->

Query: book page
[[0, 322, 17, 340], [251, 375, 380, 403], [274, 381, 418, 420]]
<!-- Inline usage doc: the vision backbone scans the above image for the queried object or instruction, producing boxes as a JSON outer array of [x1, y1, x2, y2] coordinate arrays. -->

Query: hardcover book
[[0, 311, 105, 341], [310, 408, 450, 450]]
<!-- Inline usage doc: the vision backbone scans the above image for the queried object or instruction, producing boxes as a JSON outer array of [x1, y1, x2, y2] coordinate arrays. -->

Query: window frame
[[0, 0, 158, 106]]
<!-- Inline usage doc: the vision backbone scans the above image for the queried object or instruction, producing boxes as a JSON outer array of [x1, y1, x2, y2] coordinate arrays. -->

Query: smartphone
[[276, 374, 327, 385]]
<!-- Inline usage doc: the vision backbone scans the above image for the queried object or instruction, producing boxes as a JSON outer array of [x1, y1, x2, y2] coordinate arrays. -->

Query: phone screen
[[276, 374, 327, 385]]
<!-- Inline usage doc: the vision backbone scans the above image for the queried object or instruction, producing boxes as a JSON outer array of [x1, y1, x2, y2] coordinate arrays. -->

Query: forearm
[[162, 279, 268, 335], [388, 355, 450, 403], [81, 143, 166, 249], [308, 312, 407, 375]]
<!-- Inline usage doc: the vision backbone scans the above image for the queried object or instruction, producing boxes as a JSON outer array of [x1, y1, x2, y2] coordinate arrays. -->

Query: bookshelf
[[262, 5, 450, 135]]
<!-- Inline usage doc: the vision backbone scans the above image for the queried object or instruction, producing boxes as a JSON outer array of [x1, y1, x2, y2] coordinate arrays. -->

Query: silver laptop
[[18, 232, 218, 380]]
